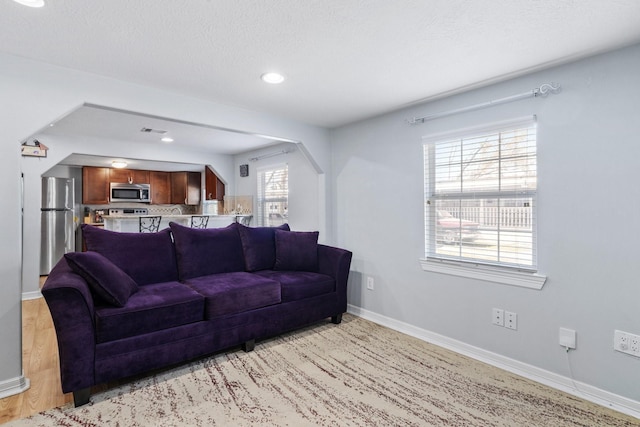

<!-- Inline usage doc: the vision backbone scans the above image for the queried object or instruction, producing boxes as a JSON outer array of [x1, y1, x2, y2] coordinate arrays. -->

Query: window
[[257, 165, 288, 227], [422, 117, 545, 288]]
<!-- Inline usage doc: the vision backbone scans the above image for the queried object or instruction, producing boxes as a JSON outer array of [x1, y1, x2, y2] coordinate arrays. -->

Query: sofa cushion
[[255, 270, 335, 302], [64, 251, 138, 307], [237, 223, 290, 271], [274, 230, 319, 272], [170, 222, 245, 280], [94, 281, 205, 343], [81, 224, 179, 286], [184, 272, 281, 318]]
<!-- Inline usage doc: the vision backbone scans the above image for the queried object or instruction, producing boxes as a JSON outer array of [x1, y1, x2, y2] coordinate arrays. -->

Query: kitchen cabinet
[[110, 168, 150, 184], [82, 166, 200, 206], [82, 167, 110, 204], [205, 166, 225, 201], [150, 171, 171, 205], [171, 171, 201, 205]]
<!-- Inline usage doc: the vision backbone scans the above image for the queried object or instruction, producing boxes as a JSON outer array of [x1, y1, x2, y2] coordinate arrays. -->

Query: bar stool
[[190, 215, 209, 229], [139, 216, 162, 233], [236, 215, 252, 226]]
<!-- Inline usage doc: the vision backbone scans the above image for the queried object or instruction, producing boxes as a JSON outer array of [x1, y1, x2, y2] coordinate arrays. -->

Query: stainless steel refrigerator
[[40, 177, 76, 275]]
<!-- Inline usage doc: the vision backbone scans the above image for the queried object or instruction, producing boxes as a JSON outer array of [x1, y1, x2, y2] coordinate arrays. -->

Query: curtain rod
[[406, 82, 560, 125], [249, 149, 292, 162]]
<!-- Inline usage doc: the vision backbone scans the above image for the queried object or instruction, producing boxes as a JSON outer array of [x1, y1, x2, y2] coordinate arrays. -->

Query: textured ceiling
[[2, 0, 640, 128]]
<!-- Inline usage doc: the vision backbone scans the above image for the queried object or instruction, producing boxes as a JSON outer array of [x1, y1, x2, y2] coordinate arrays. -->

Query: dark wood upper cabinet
[[82, 167, 110, 204], [171, 171, 201, 205], [205, 166, 225, 201], [216, 178, 225, 202], [109, 169, 150, 184], [82, 166, 201, 206], [149, 171, 171, 205]]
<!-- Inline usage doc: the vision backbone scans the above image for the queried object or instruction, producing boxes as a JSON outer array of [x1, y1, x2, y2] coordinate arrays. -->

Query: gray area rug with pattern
[[9, 314, 638, 426]]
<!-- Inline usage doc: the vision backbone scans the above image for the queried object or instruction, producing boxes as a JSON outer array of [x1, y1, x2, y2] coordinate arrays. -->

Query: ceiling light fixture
[[261, 72, 285, 84], [12, 0, 45, 7], [161, 137, 174, 143], [111, 160, 128, 169]]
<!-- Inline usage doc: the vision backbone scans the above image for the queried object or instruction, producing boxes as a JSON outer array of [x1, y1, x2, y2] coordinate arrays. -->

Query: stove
[[108, 208, 149, 215]]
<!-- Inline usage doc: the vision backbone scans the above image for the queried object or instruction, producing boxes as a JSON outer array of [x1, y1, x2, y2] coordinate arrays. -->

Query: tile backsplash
[[223, 195, 253, 215]]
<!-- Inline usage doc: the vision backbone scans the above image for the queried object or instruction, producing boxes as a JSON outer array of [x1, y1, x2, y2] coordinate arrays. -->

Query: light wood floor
[[0, 280, 72, 424]]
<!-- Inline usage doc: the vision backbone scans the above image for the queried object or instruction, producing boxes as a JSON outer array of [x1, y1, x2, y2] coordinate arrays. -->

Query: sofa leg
[[242, 339, 255, 352], [331, 313, 343, 324], [73, 387, 91, 407]]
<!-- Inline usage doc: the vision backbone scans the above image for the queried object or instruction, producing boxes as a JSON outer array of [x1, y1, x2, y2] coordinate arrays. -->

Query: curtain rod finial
[[535, 82, 561, 97]]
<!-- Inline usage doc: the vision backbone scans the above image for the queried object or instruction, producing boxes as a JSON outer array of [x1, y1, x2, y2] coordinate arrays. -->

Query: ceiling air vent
[[140, 127, 167, 134]]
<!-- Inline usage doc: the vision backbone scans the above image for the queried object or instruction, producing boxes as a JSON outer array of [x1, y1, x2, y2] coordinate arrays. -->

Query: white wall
[[233, 142, 321, 235], [0, 52, 331, 397], [330, 43, 640, 406]]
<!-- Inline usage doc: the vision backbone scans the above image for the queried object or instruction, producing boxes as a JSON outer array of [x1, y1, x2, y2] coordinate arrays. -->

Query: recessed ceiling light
[[111, 160, 128, 169], [261, 72, 285, 84], [13, 0, 45, 7], [161, 137, 174, 143]]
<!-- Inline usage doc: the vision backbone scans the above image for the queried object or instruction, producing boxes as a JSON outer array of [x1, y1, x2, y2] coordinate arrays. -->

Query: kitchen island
[[103, 214, 241, 233]]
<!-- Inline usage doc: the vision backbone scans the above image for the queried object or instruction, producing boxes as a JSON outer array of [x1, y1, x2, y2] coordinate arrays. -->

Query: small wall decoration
[[21, 139, 48, 157], [239, 164, 249, 177]]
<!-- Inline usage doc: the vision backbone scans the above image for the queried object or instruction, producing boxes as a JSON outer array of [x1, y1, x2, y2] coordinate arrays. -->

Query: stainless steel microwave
[[110, 183, 151, 203]]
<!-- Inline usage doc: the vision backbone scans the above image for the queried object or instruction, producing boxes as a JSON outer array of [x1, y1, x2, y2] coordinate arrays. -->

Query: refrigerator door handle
[[65, 210, 75, 253]]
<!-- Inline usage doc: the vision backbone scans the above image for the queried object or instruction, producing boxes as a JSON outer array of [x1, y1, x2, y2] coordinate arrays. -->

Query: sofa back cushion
[[81, 224, 179, 285], [274, 230, 319, 272], [169, 222, 245, 280], [237, 223, 290, 271]]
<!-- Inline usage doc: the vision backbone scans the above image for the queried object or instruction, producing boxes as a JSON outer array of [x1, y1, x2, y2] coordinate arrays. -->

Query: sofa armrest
[[317, 244, 353, 312], [42, 258, 97, 394]]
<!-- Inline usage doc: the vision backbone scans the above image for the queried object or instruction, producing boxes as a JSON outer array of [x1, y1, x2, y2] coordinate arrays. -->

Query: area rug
[[9, 314, 638, 426]]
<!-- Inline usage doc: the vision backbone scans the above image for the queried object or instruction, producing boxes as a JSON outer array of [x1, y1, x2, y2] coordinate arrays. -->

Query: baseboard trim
[[22, 290, 42, 301], [0, 373, 30, 399], [347, 304, 640, 420]]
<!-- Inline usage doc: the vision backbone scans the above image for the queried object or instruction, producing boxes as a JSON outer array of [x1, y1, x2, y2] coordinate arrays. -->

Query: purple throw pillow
[[81, 224, 179, 285], [169, 222, 245, 280], [274, 230, 319, 271], [65, 251, 138, 307], [238, 223, 290, 271]]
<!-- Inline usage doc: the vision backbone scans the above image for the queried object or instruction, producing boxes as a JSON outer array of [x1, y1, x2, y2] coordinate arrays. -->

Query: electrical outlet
[[615, 330, 629, 352], [505, 311, 517, 330], [614, 330, 640, 357], [559, 327, 576, 349], [366, 276, 374, 290], [492, 308, 504, 327]]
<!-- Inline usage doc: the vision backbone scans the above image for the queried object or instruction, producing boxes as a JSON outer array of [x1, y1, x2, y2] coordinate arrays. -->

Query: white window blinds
[[423, 117, 538, 270], [257, 165, 288, 227]]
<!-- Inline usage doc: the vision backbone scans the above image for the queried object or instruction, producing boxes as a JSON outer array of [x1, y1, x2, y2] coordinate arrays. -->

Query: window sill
[[419, 258, 547, 290]]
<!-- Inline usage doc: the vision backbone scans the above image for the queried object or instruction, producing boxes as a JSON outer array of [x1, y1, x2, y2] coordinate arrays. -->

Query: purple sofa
[[42, 222, 352, 406]]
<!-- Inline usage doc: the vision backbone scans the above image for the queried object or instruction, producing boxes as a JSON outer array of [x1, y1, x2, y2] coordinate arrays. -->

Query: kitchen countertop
[[103, 214, 243, 219], [102, 213, 245, 232]]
